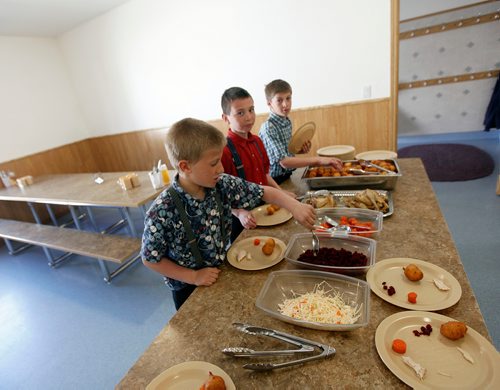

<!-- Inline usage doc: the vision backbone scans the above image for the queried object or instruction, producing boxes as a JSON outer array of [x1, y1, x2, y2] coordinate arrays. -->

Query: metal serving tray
[[299, 190, 393, 217], [301, 159, 402, 190]]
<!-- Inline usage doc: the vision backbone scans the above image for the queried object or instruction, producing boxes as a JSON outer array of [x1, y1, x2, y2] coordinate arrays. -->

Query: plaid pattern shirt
[[259, 112, 295, 178]]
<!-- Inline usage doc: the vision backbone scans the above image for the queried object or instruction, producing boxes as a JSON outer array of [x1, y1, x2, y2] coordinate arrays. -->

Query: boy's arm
[[266, 174, 296, 198], [261, 186, 315, 229], [280, 155, 343, 171], [142, 257, 220, 286]]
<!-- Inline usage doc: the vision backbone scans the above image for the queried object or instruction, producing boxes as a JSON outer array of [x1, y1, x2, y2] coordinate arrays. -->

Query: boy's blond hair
[[264, 79, 292, 101], [165, 118, 226, 168]]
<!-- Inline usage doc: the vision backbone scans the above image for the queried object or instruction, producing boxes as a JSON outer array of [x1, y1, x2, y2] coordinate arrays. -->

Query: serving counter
[[117, 158, 492, 389]]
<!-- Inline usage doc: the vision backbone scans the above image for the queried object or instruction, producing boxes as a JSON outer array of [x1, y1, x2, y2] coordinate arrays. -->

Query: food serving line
[[117, 158, 498, 389]]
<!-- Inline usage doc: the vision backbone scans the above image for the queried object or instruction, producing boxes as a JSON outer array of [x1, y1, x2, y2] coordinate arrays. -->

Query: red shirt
[[221, 129, 270, 185]]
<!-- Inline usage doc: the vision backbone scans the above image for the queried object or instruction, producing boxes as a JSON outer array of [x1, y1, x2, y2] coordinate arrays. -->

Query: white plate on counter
[[366, 258, 461, 311], [252, 204, 292, 226], [355, 150, 397, 160], [227, 236, 286, 270], [146, 360, 236, 390], [375, 311, 500, 389]]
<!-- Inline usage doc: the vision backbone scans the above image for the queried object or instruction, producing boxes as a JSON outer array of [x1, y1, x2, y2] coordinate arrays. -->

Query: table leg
[[140, 204, 148, 219], [2, 238, 31, 255], [121, 207, 138, 237], [46, 204, 58, 226], [27, 202, 42, 224], [86, 206, 99, 232], [69, 206, 83, 230], [97, 259, 111, 283]]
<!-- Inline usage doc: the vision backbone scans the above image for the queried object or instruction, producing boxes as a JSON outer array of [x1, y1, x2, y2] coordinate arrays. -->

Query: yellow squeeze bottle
[[160, 164, 170, 185]]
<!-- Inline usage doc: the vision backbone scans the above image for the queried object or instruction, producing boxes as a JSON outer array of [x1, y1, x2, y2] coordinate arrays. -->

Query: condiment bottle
[[159, 164, 170, 185]]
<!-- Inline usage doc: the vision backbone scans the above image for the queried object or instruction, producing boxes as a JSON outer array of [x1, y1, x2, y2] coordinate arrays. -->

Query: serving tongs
[[222, 323, 336, 371], [358, 159, 396, 175]]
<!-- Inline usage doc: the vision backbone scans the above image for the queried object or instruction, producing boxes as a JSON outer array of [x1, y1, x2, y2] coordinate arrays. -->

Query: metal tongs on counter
[[358, 159, 396, 175], [222, 323, 336, 371]]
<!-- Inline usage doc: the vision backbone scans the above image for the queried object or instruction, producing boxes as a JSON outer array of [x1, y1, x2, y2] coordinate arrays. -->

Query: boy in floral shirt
[[141, 118, 315, 309]]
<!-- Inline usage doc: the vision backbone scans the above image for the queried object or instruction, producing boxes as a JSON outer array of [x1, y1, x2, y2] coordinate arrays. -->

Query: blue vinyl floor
[[0, 130, 498, 389]]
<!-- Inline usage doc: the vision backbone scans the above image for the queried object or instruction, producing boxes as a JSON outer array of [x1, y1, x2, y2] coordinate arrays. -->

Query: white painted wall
[[400, 0, 481, 20], [59, 0, 391, 136], [398, 0, 499, 136], [0, 0, 391, 161], [0, 37, 88, 162]]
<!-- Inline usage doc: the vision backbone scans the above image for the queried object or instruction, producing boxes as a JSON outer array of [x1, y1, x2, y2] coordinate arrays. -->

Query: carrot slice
[[408, 292, 417, 304], [392, 339, 407, 354]]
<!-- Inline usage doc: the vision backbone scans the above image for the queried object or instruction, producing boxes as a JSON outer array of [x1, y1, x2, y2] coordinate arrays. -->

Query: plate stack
[[355, 150, 397, 160], [317, 145, 356, 160]]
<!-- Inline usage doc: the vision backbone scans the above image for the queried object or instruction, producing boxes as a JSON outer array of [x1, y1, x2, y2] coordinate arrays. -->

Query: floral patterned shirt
[[141, 173, 263, 290], [259, 112, 295, 178]]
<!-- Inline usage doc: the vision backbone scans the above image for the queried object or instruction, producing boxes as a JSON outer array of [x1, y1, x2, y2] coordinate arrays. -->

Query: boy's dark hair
[[264, 79, 292, 101], [221, 87, 252, 115]]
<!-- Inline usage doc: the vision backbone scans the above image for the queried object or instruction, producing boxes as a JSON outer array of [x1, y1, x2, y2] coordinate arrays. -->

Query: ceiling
[[0, 0, 131, 37]]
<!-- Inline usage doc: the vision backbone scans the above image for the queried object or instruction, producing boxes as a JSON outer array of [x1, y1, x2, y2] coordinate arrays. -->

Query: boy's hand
[[300, 140, 312, 154], [291, 202, 316, 230], [238, 209, 257, 229], [192, 267, 221, 286], [318, 156, 343, 171]]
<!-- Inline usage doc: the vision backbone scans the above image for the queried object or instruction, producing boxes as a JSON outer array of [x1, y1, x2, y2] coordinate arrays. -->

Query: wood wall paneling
[[0, 139, 99, 223], [0, 99, 394, 230]]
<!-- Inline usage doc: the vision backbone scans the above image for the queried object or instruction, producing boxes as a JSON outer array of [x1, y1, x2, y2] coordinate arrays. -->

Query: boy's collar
[[229, 128, 250, 139], [270, 111, 290, 120]]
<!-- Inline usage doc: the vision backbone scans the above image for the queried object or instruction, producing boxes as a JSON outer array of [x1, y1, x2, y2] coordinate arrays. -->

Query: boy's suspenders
[[167, 186, 226, 268], [226, 137, 264, 180]]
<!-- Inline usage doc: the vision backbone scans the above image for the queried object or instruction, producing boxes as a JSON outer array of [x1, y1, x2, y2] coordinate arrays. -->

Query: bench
[[0, 218, 142, 283]]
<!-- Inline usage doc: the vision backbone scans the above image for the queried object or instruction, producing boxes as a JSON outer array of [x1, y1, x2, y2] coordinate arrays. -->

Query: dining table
[[116, 158, 497, 389], [0, 171, 164, 237]]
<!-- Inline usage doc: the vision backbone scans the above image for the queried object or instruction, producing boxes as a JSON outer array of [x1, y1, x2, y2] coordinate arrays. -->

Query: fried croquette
[[440, 321, 467, 340], [262, 238, 276, 256], [199, 371, 226, 390], [404, 264, 424, 281], [266, 204, 281, 215]]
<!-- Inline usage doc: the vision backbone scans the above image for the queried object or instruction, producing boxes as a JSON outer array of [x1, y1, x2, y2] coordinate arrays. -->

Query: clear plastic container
[[284, 232, 376, 275], [255, 270, 370, 331], [315, 208, 383, 238]]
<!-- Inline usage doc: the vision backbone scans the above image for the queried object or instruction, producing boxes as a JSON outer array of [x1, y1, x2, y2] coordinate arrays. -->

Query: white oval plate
[[227, 236, 286, 270], [366, 258, 461, 311], [355, 150, 397, 160], [317, 144, 355, 158], [288, 122, 316, 154], [252, 204, 292, 226], [146, 361, 236, 390], [375, 311, 500, 390]]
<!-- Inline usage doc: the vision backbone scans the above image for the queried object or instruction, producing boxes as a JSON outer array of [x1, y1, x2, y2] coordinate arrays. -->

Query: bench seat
[[0, 218, 142, 281]]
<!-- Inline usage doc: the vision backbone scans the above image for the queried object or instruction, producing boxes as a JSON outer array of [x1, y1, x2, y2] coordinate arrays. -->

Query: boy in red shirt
[[220, 87, 295, 241]]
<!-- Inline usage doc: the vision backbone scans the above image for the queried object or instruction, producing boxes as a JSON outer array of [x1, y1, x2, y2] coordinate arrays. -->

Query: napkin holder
[[16, 175, 34, 189], [118, 173, 141, 191], [148, 170, 163, 190], [1, 170, 17, 188]]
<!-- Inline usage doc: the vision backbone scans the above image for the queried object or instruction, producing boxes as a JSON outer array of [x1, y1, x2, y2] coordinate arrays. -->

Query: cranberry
[[413, 324, 433, 337]]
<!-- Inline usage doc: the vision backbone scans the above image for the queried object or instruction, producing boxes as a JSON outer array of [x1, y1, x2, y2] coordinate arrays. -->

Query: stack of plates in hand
[[317, 145, 355, 160]]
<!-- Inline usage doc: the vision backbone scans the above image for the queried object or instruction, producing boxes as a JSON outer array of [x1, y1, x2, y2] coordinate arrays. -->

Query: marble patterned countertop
[[116, 158, 491, 389]]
